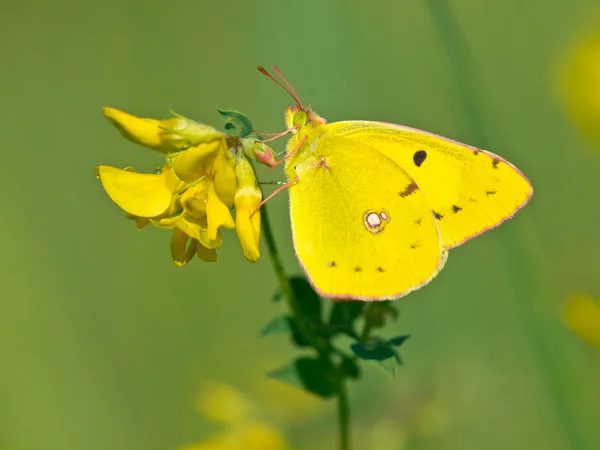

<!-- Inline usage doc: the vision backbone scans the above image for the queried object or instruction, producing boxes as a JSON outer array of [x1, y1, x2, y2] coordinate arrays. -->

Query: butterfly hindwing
[[326, 121, 533, 249], [288, 135, 445, 300]]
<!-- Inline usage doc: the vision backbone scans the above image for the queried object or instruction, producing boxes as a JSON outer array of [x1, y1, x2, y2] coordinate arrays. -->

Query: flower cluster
[[97, 107, 275, 266]]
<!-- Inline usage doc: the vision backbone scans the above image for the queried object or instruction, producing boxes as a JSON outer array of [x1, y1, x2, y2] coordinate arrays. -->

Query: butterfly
[[258, 67, 533, 301]]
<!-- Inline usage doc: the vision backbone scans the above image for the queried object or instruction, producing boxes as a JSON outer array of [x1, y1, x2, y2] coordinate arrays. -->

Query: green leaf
[[350, 339, 397, 361], [217, 108, 254, 137], [267, 357, 338, 398], [375, 357, 397, 377], [340, 357, 361, 379], [259, 315, 314, 349], [328, 301, 365, 338], [387, 335, 410, 347], [261, 316, 291, 337]]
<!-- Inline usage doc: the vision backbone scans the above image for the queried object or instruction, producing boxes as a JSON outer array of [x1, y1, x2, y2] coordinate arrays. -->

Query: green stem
[[261, 204, 351, 449], [425, 1, 584, 449], [337, 378, 350, 450], [260, 204, 329, 356], [360, 304, 375, 341]]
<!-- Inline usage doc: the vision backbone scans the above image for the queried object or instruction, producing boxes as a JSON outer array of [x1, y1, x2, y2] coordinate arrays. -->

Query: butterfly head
[[284, 105, 326, 132]]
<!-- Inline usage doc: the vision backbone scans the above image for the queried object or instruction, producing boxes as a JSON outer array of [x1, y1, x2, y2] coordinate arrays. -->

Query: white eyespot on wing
[[365, 212, 381, 227], [363, 209, 391, 234]]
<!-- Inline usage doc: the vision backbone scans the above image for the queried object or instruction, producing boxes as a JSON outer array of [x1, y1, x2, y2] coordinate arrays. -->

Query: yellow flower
[[97, 107, 271, 266], [184, 382, 291, 450], [195, 381, 250, 425], [563, 293, 600, 350], [559, 25, 600, 148], [234, 157, 262, 262], [96, 163, 182, 217], [97, 118, 238, 266], [103, 107, 225, 153]]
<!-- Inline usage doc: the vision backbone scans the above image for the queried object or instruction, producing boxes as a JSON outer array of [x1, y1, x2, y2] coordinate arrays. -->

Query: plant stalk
[[261, 203, 351, 449], [337, 378, 350, 450], [260, 204, 330, 358]]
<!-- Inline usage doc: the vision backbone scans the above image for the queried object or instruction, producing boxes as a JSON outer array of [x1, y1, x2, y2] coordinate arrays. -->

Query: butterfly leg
[[250, 176, 299, 218], [267, 135, 308, 171]]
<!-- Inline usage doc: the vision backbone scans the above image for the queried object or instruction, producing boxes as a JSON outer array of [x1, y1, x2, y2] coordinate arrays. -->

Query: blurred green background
[[1, 0, 600, 449]]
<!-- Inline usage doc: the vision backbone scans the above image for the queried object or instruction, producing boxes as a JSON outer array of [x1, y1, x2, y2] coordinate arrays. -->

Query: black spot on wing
[[452, 205, 462, 213], [354, 266, 362, 272], [327, 261, 337, 268], [492, 158, 500, 169], [413, 150, 427, 167], [486, 190, 497, 196], [473, 150, 480, 155], [376, 267, 384, 273], [432, 210, 443, 220], [415, 217, 422, 225], [399, 182, 418, 198]]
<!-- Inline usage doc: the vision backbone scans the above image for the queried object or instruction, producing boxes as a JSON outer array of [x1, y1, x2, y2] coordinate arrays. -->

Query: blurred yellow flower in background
[[559, 23, 600, 148], [563, 293, 600, 350], [183, 381, 291, 450], [97, 108, 266, 265]]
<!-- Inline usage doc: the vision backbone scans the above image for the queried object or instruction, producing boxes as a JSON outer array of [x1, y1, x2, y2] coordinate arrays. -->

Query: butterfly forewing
[[288, 135, 444, 300], [328, 122, 533, 249]]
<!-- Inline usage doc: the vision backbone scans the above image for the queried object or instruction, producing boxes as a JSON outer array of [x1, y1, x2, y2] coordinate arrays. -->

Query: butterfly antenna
[[272, 66, 302, 107], [257, 65, 303, 108]]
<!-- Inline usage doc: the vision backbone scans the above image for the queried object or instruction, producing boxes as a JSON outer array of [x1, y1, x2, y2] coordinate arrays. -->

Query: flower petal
[[180, 180, 210, 218], [154, 213, 223, 249], [213, 149, 237, 206], [97, 164, 180, 217], [170, 228, 197, 267], [102, 107, 182, 153], [172, 139, 224, 183], [235, 207, 261, 262], [233, 158, 262, 262], [196, 241, 218, 262], [207, 183, 235, 241]]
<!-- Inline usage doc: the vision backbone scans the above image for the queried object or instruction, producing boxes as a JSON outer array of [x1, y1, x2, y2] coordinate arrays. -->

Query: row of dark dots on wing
[[327, 261, 387, 273], [471, 148, 503, 169]]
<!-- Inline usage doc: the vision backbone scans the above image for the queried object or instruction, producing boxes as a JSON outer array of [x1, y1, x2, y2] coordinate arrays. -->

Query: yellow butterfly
[[259, 67, 533, 301]]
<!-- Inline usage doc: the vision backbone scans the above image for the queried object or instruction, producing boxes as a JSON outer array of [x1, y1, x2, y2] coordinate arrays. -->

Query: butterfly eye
[[293, 111, 307, 127], [363, 210, 390, 234]]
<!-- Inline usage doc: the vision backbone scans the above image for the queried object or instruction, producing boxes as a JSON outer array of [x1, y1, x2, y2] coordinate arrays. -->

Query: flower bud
[[248, 140, 278, 167]]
